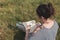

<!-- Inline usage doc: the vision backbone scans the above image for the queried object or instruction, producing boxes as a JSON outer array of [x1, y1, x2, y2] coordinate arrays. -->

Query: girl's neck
[[43, 18, 55, 29], [43, 18, 54, 24]]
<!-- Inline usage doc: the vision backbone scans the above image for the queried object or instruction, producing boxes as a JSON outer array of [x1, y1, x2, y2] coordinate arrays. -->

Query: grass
[[0, 0, 60, 40]]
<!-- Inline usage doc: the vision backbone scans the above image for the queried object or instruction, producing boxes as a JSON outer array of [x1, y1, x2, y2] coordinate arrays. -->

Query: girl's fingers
[[26, 25, 31, 30]]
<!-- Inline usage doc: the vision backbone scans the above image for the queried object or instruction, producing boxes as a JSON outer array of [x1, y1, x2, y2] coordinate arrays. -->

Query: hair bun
[[48, 3, 52, 8], [47, 3, 54, 15]]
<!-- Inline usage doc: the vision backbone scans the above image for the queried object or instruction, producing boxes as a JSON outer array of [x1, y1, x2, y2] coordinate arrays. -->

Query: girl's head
[[36, 3, 55, 21]]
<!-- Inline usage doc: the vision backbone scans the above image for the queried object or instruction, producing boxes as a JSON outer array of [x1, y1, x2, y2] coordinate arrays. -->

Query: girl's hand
[[34, 27, 40, 33], [26, 25, 31, 32]]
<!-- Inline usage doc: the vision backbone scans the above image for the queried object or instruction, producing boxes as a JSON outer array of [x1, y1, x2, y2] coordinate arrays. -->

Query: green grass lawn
[[0, 0, 60, 40]]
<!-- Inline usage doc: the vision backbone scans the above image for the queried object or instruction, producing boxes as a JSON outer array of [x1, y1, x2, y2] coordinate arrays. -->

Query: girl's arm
[[25, 30, 30, 40], [25, 26, 30, 40]]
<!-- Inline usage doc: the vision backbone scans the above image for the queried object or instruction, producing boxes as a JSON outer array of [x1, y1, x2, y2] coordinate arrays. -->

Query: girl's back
[[28, 20, 59, 40]]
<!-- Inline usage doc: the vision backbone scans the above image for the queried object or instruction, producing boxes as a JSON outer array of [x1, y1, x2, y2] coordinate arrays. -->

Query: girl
[[25, 3, 59, 40]]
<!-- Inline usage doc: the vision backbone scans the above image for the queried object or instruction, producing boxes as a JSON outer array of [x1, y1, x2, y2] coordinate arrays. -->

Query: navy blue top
[[28, 21, 59, 40]]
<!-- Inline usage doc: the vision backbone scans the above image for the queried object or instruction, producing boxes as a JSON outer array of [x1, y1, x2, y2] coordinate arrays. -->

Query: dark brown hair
[[36, 3, 55, 19]]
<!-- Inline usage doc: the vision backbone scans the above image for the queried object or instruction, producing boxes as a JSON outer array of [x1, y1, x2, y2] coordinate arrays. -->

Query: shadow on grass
[[7, 24, 25, 40], [13, 30, 25, 40], [58, 23, 60, 28]]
